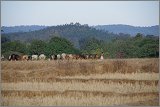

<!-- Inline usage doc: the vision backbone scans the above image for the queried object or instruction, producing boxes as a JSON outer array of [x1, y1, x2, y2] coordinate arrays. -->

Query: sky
[[1, 1, 159, 27]]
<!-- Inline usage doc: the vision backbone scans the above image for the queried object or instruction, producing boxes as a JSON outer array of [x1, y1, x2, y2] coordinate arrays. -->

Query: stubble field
[[1, 58, 159, 106]]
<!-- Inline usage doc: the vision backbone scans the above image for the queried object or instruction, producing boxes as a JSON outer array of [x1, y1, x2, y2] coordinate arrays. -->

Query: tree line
[[2, 36, 79, 58], [1, 33, 159, 59]]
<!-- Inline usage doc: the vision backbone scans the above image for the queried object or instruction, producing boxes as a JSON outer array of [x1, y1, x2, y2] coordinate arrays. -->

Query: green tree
[[1, 35, 10, 43], [2, 41, 27, 55], [46, 37, 78, 56], [29, 40, 47, 55], [135, 33, 143, 39], [79, 37, 103, 54]]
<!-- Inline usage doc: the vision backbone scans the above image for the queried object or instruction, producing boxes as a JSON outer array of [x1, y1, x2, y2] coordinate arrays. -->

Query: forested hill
[[2, 23, 159, 58], [1, 25, 48, 34], [2, 24, 159, 36], [93, 24, 159, 36], [2, 23, 121, 48]]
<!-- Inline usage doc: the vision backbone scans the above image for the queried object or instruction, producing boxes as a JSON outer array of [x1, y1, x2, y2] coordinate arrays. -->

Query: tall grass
[[1, 58, 159, 106], [2, 92, 158, 106], [2, 81, 158, 93], [2, 58, 159, 76]]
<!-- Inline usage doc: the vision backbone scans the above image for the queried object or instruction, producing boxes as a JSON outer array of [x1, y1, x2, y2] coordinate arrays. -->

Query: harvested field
[[2, 91, 158, 106], [1, 58, 159, 106]]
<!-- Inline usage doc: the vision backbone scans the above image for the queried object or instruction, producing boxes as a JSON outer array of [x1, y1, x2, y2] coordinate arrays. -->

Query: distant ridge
[[1, 24, 159, 36], [1, 25, 48, 34], [93, 24, 159, 36]]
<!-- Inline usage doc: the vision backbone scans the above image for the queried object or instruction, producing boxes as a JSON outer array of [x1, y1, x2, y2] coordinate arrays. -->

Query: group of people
[[1, 52, 104, 61]]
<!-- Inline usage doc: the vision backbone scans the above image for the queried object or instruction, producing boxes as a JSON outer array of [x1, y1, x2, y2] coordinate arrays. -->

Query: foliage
[[45, 37, 79, 56], [2, 23, 118, 48], [102, 33, 159, 58], [79, 37, 103, 54], [2, 41, 27, 54], [1, 36, 80, 58], [1, 35, 10, 43], [1, 28, 159, 58], [29, 40, 47, 55]]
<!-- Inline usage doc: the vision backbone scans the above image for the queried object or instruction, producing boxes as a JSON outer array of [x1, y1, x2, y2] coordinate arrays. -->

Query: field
[[1, 58, 159, 106]]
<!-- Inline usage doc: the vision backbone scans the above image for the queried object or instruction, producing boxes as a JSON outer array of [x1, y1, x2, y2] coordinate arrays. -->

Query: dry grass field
[[1, 58, 159, 106]]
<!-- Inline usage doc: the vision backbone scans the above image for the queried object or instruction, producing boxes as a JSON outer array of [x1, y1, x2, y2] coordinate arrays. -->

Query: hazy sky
[[1, 1, 159, 27]]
